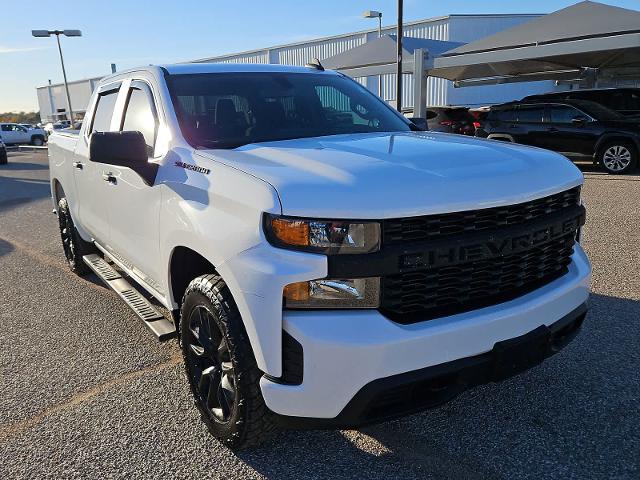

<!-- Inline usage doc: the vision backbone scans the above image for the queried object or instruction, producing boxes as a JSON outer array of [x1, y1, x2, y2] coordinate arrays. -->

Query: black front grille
[[378, 188, 582, 323], [383, 187, 581, 245]]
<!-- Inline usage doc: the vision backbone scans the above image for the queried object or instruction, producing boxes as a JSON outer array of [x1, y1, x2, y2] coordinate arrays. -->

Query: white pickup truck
[[48, 63, 591, 448]]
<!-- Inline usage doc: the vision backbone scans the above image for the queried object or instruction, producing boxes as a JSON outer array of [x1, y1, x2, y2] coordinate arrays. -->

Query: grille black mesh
[[379, 188, 581, 323], [383, 187, 581, 245]]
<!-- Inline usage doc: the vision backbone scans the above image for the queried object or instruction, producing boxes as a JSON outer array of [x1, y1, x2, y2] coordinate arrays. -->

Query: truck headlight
[[284, 277, 380, 308], [264, 214, 381, 254]]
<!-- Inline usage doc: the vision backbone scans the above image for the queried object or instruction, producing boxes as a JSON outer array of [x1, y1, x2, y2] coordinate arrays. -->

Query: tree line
[[0, 112, 41, 124]]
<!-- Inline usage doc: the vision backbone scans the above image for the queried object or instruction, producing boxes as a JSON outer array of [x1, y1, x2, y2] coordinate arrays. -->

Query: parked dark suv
[[476, 99, 640, 174], [523, 88, 640, 117]]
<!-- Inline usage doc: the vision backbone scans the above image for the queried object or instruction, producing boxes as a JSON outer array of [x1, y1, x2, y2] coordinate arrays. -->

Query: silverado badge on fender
[[174, 160, 210, 175]]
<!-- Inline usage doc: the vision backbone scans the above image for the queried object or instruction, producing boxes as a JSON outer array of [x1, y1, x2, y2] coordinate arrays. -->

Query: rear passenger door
[[103, 80, 164, 293], [74, 84, 121, 243], [514, 105, 547, 147]]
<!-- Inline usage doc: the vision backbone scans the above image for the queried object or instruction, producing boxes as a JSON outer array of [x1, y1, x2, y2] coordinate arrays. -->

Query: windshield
[[167, 72, 412, 149], [572, 100, 625, 121]]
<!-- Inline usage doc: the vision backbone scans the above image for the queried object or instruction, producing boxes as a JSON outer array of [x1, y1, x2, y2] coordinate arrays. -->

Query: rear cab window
[[90, 90, 119, 134]]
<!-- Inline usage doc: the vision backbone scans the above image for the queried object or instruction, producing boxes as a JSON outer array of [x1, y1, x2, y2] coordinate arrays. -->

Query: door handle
[[102, 172, 117, 184], [508, 124, 518, 129], [547, 127, 559, 133], [72, 161, 83, 170]]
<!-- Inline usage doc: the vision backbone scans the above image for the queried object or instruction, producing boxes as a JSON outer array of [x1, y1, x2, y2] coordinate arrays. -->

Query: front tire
[[57, 197, 95, 275], [598, 140, 638, 174], [0, 151, 7, 165], [31, 136, 44, 147], [180, 275, 274, 449]]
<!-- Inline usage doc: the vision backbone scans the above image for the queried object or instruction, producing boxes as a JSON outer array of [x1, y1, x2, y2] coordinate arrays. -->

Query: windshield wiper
[[194, 139, 252, 150]]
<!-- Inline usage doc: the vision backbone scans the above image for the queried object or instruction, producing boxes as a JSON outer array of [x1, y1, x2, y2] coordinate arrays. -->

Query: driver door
[[103, 80, 164, 294]]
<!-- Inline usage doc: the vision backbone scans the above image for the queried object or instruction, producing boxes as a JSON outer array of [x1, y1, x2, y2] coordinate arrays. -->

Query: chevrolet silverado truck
[[48, 63, 591, 449]]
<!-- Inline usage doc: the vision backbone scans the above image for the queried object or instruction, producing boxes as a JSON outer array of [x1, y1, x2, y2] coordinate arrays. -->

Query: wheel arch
[[487, 133, 515, 143], [51, 178, 65, 207], [594, 134, 640, 159], [168, 246, 219, 311]]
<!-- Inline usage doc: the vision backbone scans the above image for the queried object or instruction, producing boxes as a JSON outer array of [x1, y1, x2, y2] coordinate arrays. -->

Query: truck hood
[[196, 132, 583, 218]]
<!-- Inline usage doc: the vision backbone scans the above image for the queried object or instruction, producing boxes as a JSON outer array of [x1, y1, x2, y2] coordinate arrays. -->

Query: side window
[[549, 105, 582, 124], [517, 106, 545, 123], [1, 125, 11, 132], [490, 108, 516, 122], [91, 90, 119, 134], [121, 86, 158, 155]]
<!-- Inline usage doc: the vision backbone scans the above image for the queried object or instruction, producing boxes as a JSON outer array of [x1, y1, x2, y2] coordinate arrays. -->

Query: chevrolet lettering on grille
[[400, 211, 584, 270]]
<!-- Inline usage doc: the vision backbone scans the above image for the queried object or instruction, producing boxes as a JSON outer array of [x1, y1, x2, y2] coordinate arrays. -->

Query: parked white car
[[0, 123, 47, 146], [47, 63, 591, 448]]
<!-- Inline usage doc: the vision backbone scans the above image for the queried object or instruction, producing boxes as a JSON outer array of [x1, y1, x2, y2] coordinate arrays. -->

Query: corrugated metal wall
[[208, 50, 270, 64], [275, 34, 367, 66]]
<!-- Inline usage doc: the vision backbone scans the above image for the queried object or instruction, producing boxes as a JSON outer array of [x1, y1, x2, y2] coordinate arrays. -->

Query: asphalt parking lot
[[0, 150, 638, 479]]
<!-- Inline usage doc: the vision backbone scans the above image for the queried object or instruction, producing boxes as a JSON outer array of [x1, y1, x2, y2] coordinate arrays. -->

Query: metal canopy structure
[[322, 35, 463, 116], [431, 1, 640, 87]]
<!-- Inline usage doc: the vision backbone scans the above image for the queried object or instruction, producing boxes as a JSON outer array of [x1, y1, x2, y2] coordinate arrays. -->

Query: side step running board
[[83, 254, 176, 341]]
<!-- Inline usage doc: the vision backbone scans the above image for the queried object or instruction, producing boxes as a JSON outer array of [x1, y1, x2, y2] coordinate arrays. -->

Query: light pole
[[32, 29, 82, 124], [396, 0, 403, 112], [362, 10, 383, 37]]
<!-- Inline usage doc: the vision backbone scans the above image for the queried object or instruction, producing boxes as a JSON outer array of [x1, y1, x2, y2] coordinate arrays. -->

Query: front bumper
[[260, 245, 591, 421]]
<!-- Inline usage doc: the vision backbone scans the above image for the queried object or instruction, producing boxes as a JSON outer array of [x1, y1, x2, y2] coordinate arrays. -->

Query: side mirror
[[409, 117, 428, 131], [89, 131, 158, 185], [571, 116, 588, 126]]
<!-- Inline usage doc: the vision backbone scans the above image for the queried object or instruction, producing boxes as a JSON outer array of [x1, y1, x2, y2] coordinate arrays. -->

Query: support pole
[[396, 0, 403, 112], [413, 49, 427, 119]]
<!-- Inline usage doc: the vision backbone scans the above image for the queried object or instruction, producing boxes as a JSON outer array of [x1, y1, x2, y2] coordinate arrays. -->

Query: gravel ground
[[0, 151, 638, 479]]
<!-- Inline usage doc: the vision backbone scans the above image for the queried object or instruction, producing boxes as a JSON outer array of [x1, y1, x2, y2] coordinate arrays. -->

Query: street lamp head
[[362, 10, 382, 19], [63, 30, 82, 37], [32, 30, 51, 37]]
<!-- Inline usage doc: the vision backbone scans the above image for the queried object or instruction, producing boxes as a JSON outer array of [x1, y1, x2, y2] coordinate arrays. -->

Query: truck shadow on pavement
[[235, 292, 639, 480], [0, 238, 15, 258]]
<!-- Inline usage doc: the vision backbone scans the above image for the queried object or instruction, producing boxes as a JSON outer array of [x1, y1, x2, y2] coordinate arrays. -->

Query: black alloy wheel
[[180, 275, 274, 448], [57, 197, 91, 275], [185, 304, 237, 423]]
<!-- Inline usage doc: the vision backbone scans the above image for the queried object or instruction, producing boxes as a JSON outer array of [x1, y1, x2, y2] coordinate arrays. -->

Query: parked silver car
[[0, 123, 47, 146]]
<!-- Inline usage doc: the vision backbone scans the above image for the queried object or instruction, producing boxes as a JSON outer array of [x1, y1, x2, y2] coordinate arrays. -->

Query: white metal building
[[37, 13, 568, 122]]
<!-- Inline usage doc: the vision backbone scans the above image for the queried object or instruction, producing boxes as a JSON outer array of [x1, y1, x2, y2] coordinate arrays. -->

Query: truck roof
[[97, 62, 336, 86], [162, 63, 334, 75]]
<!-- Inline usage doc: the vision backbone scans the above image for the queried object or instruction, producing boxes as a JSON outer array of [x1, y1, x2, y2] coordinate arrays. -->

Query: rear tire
[[180, 274, 275, 449], [598, 140, 638, 174], [57, 197, 95, 275]]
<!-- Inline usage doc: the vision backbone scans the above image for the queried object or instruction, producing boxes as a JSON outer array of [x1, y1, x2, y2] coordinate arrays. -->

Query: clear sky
[[1, 0, 638, 112]]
